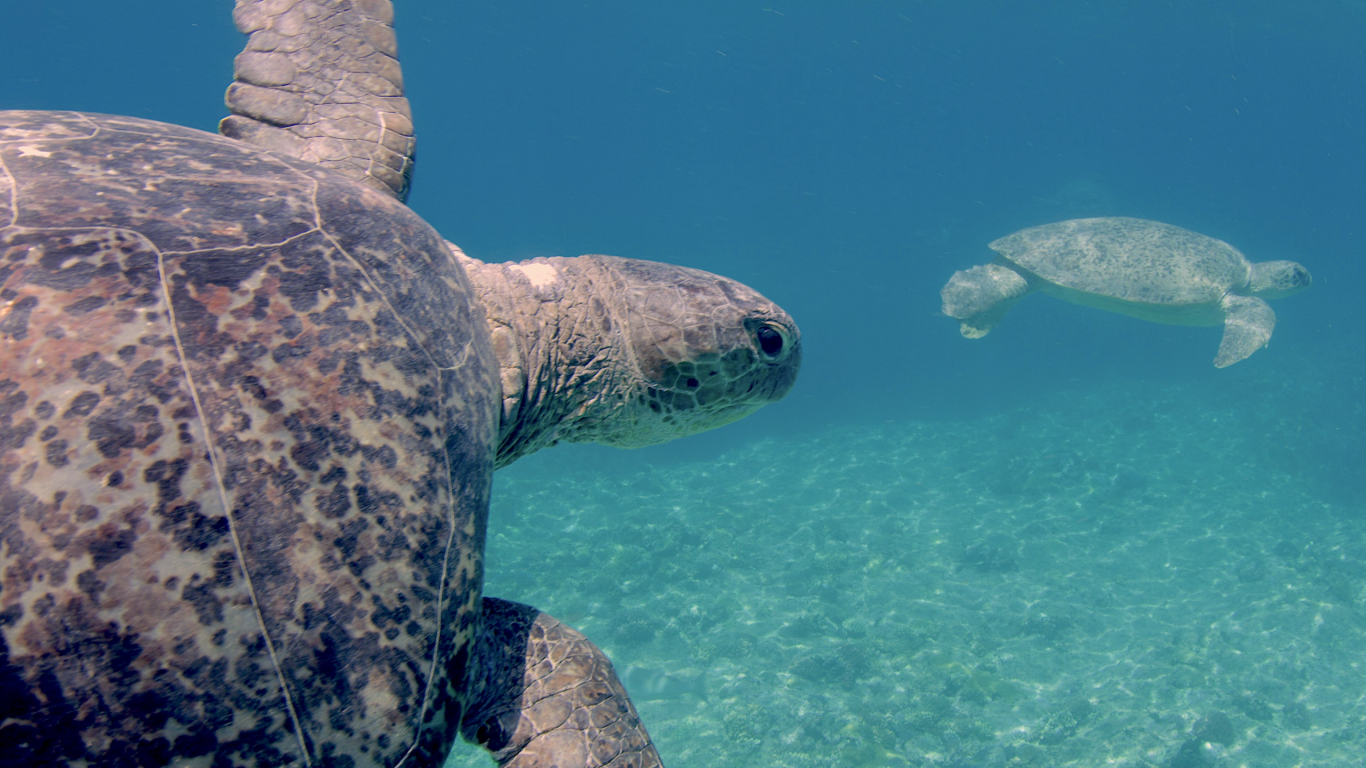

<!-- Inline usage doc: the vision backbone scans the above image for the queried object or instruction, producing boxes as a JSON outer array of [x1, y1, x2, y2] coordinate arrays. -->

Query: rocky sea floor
[[446, 370, 1365, 767]]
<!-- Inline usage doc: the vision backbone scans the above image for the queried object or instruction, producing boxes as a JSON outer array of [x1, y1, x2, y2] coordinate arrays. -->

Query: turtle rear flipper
[[1215, 294, 1276, 368], [940, 263, 1031, 338], [464, 598, 662, 767]]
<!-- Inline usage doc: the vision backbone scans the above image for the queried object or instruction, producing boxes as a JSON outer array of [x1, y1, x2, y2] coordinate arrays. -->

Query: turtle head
[[455, 249, 800, 467], [593, 256, 801, 448], [1249, 260, 1312, 298]]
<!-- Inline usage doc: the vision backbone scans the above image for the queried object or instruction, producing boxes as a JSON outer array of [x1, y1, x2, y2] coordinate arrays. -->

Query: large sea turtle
[[0, 2, 800, 767], [940, 217, 1310, 367]]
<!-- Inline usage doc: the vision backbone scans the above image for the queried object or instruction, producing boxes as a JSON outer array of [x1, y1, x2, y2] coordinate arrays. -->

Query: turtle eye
[[755, 324, 786, 360]]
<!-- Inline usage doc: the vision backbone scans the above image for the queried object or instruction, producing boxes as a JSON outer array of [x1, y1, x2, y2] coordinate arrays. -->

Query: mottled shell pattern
[[1, 110, 498, 766], [990, 217, 1251, 305]]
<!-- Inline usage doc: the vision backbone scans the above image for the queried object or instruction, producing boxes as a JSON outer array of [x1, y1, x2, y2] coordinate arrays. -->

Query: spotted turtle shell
[[990, 217, 1251, 306], [0, 111, 500, 766]]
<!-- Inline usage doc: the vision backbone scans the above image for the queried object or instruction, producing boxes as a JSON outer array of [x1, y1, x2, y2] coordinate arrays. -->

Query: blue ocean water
[[4, 1, 1363, 765]]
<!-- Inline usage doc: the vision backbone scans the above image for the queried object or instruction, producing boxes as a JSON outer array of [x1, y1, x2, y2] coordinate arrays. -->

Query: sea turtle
[[940, 217, 1310, 367], [0, 2, 800, 767]]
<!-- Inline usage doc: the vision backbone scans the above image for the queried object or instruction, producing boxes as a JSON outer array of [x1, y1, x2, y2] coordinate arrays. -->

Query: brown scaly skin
[[0, 110, 800, 767], [221, 0, 416, 201], [455, 251, 800, 469], [463, 599, 659, 768]]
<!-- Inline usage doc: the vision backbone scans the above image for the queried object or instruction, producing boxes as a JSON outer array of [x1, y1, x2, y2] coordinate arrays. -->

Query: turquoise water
[[4, 2, 1363, 766], [447, 349, 1366, 766]]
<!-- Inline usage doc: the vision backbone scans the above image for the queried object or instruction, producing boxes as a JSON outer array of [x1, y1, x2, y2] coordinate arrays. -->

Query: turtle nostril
[[756, 325, 784, 358]]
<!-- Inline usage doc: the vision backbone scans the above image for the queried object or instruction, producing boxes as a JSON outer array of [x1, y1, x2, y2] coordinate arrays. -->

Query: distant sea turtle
[[0, 2, 800, 767], [940, 217, 1310, 367]]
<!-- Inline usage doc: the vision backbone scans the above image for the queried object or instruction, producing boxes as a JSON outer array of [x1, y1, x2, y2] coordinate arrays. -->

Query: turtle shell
[[0, 111, 499, 766], [990, 217, 1252, 306]]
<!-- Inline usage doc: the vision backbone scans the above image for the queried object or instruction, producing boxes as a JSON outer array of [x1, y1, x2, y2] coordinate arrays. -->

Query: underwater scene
[[4, 1, 1363, 766], [446, 350, 1365, 767]]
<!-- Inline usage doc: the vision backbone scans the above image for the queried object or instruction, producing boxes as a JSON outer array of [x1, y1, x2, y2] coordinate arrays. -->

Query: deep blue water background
[[5, 1, 1360, 445], [4, 2, 1364, 761]]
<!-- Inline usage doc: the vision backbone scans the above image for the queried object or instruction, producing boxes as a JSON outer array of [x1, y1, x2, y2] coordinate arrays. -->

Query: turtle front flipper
[[940, 263, 1031, 338], [463, 598, 663, 767], [1214, 294, 1276, 367], [220, 0, 416, 200]]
